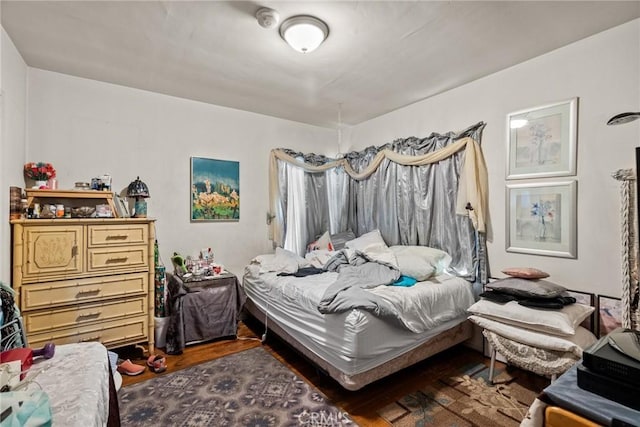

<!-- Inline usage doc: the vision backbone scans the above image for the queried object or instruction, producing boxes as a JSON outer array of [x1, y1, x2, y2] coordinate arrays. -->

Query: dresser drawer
[[22, 225, 84, 280], [87, 246, 148, 273], [24, 297, 147, 334], [88, 224, 148, 247], [21, 272, 148, 310], [27, 315, 149, 349]]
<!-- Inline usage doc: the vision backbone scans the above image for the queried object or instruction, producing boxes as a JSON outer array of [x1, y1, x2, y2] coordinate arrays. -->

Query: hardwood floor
[[119, 318, 549, 426]]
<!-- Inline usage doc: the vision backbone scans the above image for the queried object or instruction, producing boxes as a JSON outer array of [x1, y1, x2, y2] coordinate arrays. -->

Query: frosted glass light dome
[[279, 16, 329, 54]]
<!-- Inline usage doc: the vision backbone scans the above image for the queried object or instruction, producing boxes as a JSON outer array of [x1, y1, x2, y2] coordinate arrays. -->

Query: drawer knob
[[80, 336, 101, 343], [106, 235, 128, 240]]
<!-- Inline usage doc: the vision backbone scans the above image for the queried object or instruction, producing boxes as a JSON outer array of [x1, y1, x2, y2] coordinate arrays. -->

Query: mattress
[[23, 342, 110, 426], [243, 264, 475, 376]]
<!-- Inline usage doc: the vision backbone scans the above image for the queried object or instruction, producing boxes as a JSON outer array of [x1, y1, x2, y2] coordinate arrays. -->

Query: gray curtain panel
[[275, 122, 488, 284]]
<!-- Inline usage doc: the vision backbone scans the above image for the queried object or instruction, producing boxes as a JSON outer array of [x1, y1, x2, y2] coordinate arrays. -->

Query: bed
[[242, 241, 478, 390], [1, 285, 119, 426], [257, 124, 489, 390]]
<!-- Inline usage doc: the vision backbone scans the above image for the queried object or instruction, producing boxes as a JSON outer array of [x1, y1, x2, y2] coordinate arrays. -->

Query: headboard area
[[269, 122, 488, 284]]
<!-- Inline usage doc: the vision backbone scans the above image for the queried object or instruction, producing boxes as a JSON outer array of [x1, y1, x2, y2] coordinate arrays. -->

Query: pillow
[[390, 245, 452, 280], [468, 315, 597, 357], [487, 277, 566, 299], [502, 267, 549, 279], [467, 299, 594, 336], [252, 247, 310, 274], [304, 249, 335, 269], [361, 243, 398, 269], [345, 229, 387, 251], [330, 230, 356, 251], [307, 231, 334, 252]]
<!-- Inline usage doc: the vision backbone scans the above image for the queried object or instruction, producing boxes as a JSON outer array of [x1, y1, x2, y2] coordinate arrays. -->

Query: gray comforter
[[317, 249, 406, 328]]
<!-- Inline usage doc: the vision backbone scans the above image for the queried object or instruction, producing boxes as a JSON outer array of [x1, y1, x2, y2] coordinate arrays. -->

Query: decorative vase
[[34, 180, 48, 189]]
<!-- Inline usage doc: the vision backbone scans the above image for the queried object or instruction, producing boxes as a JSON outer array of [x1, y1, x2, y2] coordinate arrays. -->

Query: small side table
[[538, 363, 640, 426], [165, 272, 246, 354], [484, 330, 575, 383]]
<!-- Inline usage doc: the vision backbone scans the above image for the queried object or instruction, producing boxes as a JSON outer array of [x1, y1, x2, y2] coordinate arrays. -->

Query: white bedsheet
[[25, 342, 109, 426], [243, 264, 475, 375]]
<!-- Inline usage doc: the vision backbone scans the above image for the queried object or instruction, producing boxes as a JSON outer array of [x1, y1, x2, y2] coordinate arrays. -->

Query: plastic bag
[[0, 390, 52, 426]]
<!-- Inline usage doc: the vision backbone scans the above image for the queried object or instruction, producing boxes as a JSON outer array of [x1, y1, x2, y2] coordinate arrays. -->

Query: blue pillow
[[392, 275, 417, 287]]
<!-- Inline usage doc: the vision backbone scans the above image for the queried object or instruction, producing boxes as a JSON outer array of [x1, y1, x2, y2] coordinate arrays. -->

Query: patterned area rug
[[118, 347, 355, 426], [378, 362, 539, 427]]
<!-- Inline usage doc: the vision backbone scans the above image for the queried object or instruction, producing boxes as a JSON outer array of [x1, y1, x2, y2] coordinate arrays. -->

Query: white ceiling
[[2, 1, 639, 128]]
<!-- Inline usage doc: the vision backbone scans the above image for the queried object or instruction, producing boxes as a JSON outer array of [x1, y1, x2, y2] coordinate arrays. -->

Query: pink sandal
[[146, 355, 167, 373], [117, 359, 145, 376]]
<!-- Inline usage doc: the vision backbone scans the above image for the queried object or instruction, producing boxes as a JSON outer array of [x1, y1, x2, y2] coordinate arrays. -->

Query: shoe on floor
[[117, 359, 145, 376], [146, 355, 167, 374]]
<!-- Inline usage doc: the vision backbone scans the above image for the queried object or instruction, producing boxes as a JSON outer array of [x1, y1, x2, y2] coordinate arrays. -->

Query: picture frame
[[95, 204, 113, 218], [506, 97, 578, 179], [566, 290, 595, 334], [597, 295, 623, 338], [114, 194, 130, 218], [506, 180, 577, 258], [190, 157, 240, 222]]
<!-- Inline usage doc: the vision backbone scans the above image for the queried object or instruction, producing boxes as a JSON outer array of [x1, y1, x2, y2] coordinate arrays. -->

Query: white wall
[[348, 19, 640, 297], [0, 28, 28, 284], [26, 69, 334, 276]]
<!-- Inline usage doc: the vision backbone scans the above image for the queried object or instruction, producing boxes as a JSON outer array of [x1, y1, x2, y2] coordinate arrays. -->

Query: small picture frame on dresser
[[566, 290, 595, 334], [597, 295, 623, 338], [114, 194, 130, 218], [95, 204, 113, 218]]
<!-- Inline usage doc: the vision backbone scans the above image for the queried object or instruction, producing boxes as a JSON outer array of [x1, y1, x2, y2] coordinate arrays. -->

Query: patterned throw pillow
[[307, 231, 334, 252], [502, 267, 549, 279]]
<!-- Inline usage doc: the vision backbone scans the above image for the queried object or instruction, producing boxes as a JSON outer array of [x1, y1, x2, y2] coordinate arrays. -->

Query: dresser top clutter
[[10, 187, 156, 352], [16, 188, 124, 220]]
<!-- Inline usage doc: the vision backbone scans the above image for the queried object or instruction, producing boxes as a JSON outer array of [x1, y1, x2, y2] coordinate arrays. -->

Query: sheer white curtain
[[326, 167, 350, 234], [283, 165, 307, 255]]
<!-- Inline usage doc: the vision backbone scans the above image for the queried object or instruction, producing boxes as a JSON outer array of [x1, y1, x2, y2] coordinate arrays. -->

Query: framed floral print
[[190, 157, 240, 222], [506, 180, 577, 258], [506, 98, 578, 179]]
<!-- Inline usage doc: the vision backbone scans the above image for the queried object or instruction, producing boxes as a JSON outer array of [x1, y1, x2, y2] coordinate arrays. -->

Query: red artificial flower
[[24, 162, 56, 181]]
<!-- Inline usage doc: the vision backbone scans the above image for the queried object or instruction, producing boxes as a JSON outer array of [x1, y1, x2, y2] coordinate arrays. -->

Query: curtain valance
[[269, 136, 488, 245]]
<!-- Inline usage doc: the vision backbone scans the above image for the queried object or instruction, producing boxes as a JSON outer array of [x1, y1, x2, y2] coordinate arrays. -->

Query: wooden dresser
[[11, 217, 156, 350]]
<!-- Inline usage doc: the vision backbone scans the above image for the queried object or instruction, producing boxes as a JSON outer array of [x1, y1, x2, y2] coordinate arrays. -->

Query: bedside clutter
[[468, 275, 597, 382], [521, 330, 640, 427], [577, 329, 640, 411]]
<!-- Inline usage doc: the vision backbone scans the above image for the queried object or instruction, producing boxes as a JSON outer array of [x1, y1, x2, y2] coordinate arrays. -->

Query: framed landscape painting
[[190, 157, 240, 222], [506, 98, 578, 179], [506, 180, 577, 258]]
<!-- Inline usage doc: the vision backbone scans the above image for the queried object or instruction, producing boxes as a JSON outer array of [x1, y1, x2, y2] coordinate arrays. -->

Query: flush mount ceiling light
[[279, 15, 329, 53]]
